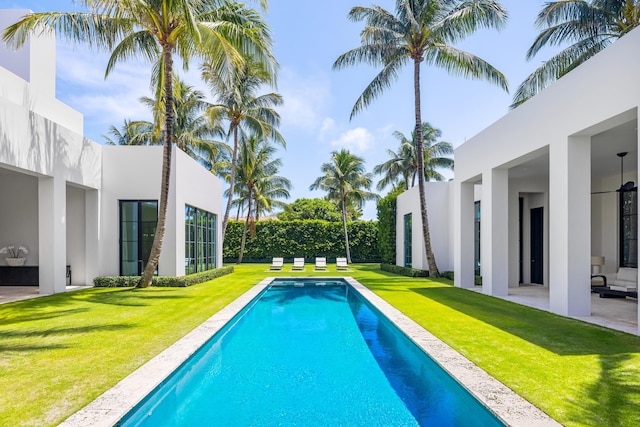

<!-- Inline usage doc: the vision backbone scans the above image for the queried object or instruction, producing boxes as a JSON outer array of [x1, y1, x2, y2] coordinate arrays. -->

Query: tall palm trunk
[[341, 191, 352, 264], [413, 57, 439, 277], [238, 187, 253, 264], [139, 47, 174, 287], [222, 125, 239, 243]]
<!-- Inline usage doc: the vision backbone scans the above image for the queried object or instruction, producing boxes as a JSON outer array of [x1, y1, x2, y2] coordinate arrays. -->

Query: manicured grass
[[2, 263, 640, 426]]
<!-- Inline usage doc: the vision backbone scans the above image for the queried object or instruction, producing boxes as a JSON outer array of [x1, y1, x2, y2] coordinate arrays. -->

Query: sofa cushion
[[617, 267, 637, 282]]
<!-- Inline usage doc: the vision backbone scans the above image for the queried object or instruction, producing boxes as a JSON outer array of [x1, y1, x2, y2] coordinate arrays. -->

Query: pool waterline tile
[[61, 277, 560, 427]]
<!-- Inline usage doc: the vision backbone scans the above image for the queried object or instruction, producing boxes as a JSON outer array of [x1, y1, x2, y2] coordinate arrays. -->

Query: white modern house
[[397, 26, 640, 331], [0, 10, 223, 295]]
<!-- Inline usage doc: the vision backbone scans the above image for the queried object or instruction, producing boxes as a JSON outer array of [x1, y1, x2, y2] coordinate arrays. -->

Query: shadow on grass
[[72, 288, 190, 307], [361, 274, 640, 356], [0, 307, 89, 326], [566, 353, 640, 426], [0, 323, 135, 352]]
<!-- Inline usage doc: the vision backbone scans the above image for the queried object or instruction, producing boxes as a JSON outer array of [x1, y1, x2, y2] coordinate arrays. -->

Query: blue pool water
[[120, 280, 503, 426]]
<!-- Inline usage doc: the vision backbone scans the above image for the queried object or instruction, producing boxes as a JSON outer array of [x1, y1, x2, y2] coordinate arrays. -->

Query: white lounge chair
[[336, 257, 349, 271], [314, 257, 328, 271], [291, 257, 305, 271], [269, 257, 284, 271]]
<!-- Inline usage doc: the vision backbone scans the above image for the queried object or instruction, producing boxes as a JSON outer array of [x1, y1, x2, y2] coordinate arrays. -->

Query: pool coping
[[60, 277, 560, 427]]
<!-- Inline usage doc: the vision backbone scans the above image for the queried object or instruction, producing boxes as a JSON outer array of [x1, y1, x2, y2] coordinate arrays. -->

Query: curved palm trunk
[[413, 58, 439, 277], [221, 125, 239, 243], [139, 47, 174, 287], [238, 187, 253, 264], [341, 191, 352, 264]]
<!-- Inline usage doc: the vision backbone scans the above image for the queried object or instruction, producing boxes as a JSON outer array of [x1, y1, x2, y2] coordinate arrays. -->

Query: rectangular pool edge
[[61, 276, 560, 427], [344, 278, 560, 427]]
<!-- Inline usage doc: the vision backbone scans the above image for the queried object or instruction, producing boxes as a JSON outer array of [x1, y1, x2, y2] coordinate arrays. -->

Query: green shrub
[[377, 189, 402, 265], [380, 263, 430, 277], [433, 271, 482, 285], [441, 271, 454, 280], [224, 220, 380, 263], [93, 265, 234, 288]]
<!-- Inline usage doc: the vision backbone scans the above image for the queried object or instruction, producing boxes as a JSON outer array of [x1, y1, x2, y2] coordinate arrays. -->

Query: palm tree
[[123, 77, 229, 168], [310, 149, 378, 264], [102, 119, 154, 146], [333, 0, 508, 276], [4, 1, 275, 287], [512, 0, 640, 107], [375, 122, 454, 191], [233, 135, 290, 263], [203, 59, 285, 244]]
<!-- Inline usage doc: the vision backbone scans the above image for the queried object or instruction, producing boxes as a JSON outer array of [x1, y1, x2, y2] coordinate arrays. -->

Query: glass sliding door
[[185, 205, 217, 273], [120, 200, 158, 276], [404, 213, 412, 268]]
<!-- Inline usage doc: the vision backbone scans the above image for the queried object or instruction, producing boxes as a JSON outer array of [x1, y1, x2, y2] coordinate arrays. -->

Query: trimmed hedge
[[439, 270, 483, 285], [224, 220, 380, 263], [93, 265, 234, 288], [380, 263, 430, 277], [377, 190, 400, 265]]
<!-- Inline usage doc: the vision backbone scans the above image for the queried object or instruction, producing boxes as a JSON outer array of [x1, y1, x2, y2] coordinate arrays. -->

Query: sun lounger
[[291, 257, 305, 271], [336, 257, 349, 271], [314, 257, 328, 271], [269, 257, 284, 271]]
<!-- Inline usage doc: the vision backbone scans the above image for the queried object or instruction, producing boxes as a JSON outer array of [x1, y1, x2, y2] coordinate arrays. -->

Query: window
[[404, 213, 412, 268], [185, 205, 217, 273], [620, 191, 637, 268], [474, 201, 481, 276], [120, 200, 158, 276]]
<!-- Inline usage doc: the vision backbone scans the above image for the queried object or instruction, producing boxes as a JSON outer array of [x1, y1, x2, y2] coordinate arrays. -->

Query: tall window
[[185, 205, 217, 274], [620, 191, 637, 268], [474, 201, 481, 276], [120, 200, 158, 276], [404, 213, 412, 268]]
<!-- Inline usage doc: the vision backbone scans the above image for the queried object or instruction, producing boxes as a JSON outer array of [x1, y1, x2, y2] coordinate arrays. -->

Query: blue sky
[[1, 0, 555, 219]]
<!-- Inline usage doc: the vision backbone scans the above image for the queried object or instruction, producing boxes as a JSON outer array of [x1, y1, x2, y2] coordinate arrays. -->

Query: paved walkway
[[473, 284, 639, 335], [0, 285, 91, 305]]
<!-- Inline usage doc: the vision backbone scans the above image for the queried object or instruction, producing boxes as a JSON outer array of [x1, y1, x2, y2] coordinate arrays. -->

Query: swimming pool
[[61, 277, 558, 427], [118, 279, 502, 426]]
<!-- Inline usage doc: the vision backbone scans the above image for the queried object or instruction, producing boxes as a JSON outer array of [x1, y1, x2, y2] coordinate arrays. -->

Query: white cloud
[[56, 45, 154, 129], [277, 67, 331, 130], [329, 127, 374, 154]]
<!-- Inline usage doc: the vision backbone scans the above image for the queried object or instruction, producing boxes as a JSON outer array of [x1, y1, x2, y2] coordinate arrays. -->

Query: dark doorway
[[530, 207, 544, 284]]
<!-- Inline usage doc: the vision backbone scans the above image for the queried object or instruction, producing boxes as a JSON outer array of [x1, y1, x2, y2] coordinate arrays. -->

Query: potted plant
[[0, 245, 29, 266]]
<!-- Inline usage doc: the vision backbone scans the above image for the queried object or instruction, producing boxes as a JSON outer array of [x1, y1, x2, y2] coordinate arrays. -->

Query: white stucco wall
[[396, 182, 453, 272], [0, 10, 83, 134], [173, 149, 223, 274]]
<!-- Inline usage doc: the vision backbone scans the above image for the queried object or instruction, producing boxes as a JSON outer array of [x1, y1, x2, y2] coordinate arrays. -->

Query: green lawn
[[1, 264, 640, 426]]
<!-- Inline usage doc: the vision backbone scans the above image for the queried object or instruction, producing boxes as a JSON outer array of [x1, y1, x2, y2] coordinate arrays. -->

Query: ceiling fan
[[591, 152, 637, 195]]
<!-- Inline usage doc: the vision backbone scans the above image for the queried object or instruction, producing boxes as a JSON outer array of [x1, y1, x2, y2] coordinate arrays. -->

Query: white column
[[85, 189, 100, 285], [549, 137, 591, 316], [637, 122, 640, 334], [454, 181, 475, 288], [38, 176, 66, 294], [482, 168, 509, 296]]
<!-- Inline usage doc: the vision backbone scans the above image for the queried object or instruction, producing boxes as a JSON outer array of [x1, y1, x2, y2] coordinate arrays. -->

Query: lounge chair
[[291, 257, 305, 271], [269, 257, 284, 271], [314, 257, 328, 271], [336, 257, 349, 271]]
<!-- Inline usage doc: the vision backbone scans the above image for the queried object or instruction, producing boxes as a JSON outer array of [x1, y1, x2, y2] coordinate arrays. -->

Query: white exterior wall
[[0, 9, 224, 292], [452, 26, 640, 323], [0, 10, 83, 133], [173, 149, 223, 275], [101, 146, 224, 277], [396, 182, 453, 272]]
